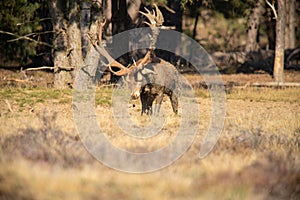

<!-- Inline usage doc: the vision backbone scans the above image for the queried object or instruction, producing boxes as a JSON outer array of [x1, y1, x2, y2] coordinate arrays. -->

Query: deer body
[[123, 61, 179, 115]]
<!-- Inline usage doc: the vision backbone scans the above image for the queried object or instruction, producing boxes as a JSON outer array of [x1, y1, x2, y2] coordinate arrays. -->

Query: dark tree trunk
[[111, 0, 130, 36], [245, 0, 265, 52], [81, 2, 91, 58], [192, 13, 199, 40], [127, 0, 141, 24], [273, 0, 285, 83], [111, 0, 130, 82], [265, 6, 276, 50], [158, 0, 183, 64], [167, 0, 183, 32]]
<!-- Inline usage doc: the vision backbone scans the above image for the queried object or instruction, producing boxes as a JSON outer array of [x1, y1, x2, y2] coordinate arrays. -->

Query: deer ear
[[141, 68, 156, 75]]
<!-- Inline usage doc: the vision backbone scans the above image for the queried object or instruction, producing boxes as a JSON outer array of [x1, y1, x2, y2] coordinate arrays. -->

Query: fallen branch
[[4, 78, 29, 82], [197, 81, 300, 89], [25, 66, 55, 71], [25, 66, 74, 71], [250, 82, 300, 87]]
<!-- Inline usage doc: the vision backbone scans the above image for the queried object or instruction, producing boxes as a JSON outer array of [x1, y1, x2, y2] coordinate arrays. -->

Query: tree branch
[[7, 31, 55, 42], [0, 30, 53, 48], [265, 0, 278, 20], [16, 17, 52, 26]]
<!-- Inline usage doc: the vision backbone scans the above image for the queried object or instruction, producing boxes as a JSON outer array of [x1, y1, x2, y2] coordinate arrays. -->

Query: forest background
[[0, 0, 299, 87]]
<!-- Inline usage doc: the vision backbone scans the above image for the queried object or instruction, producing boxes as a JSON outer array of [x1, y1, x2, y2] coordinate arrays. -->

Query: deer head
[[99, 4, 164, 76]]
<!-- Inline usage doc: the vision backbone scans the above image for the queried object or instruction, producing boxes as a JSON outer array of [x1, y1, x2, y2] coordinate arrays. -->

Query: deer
[[95, 4, 180, 115]]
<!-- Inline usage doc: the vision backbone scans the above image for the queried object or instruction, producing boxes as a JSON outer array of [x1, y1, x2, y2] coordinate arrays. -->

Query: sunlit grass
[[1, 86, 298, 110], [226, 87, 300, 102], [194, 87, 300, 102], [0, 88, 72, 107]]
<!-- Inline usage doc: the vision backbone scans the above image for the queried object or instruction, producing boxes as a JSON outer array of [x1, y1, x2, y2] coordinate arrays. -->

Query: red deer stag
[[100, 5, 180, 115]]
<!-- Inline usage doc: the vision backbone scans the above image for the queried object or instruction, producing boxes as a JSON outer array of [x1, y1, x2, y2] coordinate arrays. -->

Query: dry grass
[[0, 85, 299, 200]]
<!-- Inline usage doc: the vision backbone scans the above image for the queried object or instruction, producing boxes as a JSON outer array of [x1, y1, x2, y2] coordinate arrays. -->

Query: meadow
[[0, 73, 299, 200]]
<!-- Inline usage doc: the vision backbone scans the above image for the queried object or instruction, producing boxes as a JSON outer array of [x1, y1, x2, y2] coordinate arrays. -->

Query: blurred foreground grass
[[0, 86, 299, 200]]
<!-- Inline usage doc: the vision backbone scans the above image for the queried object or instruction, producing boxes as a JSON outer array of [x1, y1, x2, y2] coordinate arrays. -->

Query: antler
[[107, 50, 152, 76], [96, 45, 131, 76], [139, 4, 164, 27], [98, 4, 164, 76]]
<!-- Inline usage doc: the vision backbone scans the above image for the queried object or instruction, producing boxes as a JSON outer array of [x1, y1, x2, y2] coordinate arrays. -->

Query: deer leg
[[154, 92, 164, 115], [140, 94, 147, 116], [169, 92, 178, 114], [147, 100, 153, 115]]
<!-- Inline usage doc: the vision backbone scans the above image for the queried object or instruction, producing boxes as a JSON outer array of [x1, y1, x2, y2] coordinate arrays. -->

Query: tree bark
[[245, 0, 265, 52], [103, 0, 112, 36], [68, 0, 83, 76], [285, 0, 296, 49], [81, 2, 91, 58], [48, 0, 90, 88], [273, 0, 285, 83], [48, 0, 72, 88]]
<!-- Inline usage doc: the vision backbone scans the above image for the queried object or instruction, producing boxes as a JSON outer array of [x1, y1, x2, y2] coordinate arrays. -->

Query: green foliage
[[213, 0, 252, 18], [0, 0, 41, 65], [181, 0, 252, 18], [144, 0, 168, 6]]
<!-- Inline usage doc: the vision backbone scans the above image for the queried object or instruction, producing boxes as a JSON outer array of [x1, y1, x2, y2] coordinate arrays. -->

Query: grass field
[[0, 81, 299, 199]]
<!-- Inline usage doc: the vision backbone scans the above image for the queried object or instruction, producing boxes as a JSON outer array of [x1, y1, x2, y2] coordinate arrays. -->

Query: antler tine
[[153, 4, 164, 26], [139, 4, 164, 27], [108, 47, 152, 76], [96, 45, 132, 76], [108, 62, 131, 76], [139, 8, 155, 27]]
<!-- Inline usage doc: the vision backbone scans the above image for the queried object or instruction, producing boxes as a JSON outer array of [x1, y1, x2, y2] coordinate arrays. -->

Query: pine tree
[[0, 0, 41, 66]]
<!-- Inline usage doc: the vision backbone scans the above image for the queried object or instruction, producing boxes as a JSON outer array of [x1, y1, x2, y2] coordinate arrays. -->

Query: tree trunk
[[48, 0, 72, 88], [127, 0, 141, 24], [112, 0, 129, 35], [245, 0, 265, 52], [68, 0, 83, 77], [48, 0, 88, 88], [103, 0, 112, 36], [192, 13, 199, 40], [164, 0, 183, 64], [167, 0, 183, 32], [285, 0, 296, 49], [81, 2, 91, 58], [273, 0, 285, 83]]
